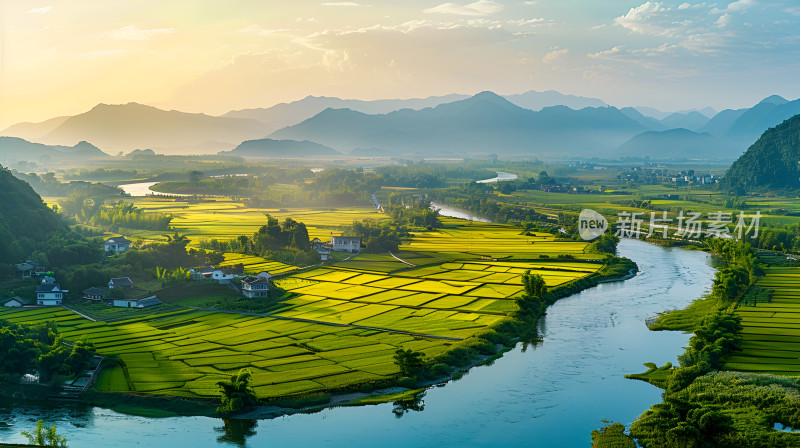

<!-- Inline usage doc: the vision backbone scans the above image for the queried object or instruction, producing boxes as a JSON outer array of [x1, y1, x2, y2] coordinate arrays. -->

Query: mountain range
[[267, 91, 645, 157], [2, 90, 799, 160], [0, 137, 108, 167]]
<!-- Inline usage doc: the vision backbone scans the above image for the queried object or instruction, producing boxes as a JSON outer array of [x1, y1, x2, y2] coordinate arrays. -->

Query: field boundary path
[[61, 305, 97, 322], [195, 307, 463, 341], [388, 251, 416, 267]]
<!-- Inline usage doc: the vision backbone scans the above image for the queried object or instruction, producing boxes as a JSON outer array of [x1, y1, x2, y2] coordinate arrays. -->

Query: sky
[[1, 0, 799, 128]]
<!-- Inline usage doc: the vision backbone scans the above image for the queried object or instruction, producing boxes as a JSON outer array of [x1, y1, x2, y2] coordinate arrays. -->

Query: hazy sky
[[1, 0, 799, 127]]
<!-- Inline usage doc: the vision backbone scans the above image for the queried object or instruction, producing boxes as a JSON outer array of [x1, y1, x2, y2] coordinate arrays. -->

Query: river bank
[[0, 239, 716, 447]]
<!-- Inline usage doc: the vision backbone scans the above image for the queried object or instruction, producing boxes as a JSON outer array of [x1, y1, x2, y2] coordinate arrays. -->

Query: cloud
[[786, 7, 800, 16], [26, 6, 53, 14], [321, 2, 364, 5], [77, 49, 127, 59], [716, 13, 731, 27], [614, 2, 670, 35], [424, 1, 503, 16], [542, 48, 569, 63], [108, 25, 177, 41], [238, 25, 290, 36], [726, 0, 754, 12], [506, 18, 545, 26], [711, 0, 754, 14]]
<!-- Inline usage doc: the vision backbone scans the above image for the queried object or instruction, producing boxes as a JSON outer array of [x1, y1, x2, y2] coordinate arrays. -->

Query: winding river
[[0, 239, 714, 447], [117, 181, 189, 197], [476, 171, 518, 183]]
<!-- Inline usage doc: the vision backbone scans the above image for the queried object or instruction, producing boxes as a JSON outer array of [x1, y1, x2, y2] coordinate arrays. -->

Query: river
[[117, 181, 189, 197], [430, 202, 492, 223], [476, 171, 518, 183], [0, 239, 713, 447]]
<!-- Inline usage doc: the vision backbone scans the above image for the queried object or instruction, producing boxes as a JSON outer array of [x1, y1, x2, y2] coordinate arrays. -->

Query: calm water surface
[[0, 239, 713, 447], [476, 171, 518, 183], [117, 181, 189, 197]]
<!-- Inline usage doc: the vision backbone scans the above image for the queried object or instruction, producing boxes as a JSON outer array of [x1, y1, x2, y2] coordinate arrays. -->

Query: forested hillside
[[723, 114, 800, 191], [0, 165, 64, 264]]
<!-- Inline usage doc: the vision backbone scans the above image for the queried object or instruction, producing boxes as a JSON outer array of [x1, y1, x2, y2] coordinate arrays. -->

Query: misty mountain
[[223, 90, 609, 136], [223, 138, 340, 158], [722, 96, 800, 142], [633, 106, 716, 120], [619, 107, 667, 131], [0, 137, 109, 166], [660, 111, 709, 131], [503, 90, 608, 111], [616, 129, 731, 159], [2, 103, 268, 155], [722, 113, 800, 191], [625, 95, 800, 160], [2, 116, 70, 141], [269, 91, 647, 157], [223, 94, 469, 135]]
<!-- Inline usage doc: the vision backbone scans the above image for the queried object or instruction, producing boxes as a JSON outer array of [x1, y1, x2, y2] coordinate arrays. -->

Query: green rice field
[[0, 213, 603, 401], [723, 267, 800, 375]]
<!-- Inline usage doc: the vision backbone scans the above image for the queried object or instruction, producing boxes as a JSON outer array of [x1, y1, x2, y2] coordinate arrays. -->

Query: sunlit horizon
[[2, 0, 800, 128]]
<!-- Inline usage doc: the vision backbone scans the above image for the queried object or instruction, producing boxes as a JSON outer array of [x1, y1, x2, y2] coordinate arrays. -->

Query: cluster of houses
[[3, 233, 362, 310]]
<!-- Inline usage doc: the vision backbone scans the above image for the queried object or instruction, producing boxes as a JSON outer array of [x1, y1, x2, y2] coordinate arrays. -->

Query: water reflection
[[215, 419, 258, 447], [392, 391, 426, 418]]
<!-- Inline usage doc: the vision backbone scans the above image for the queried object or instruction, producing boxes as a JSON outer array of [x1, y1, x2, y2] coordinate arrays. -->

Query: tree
[[393, 349, 425, 377], [189, 171, 204, 185], [522, 270, 547, 298], [21, 420, 68, 448], [216, 369, 258, 414]]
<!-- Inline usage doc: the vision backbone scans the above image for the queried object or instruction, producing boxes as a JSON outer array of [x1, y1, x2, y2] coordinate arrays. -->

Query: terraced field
[[0, 307, 453, 399], [404, 219, 594, 260], [723, 267, 800, 375], [273, 258, 599, 339], [1, 213, 606, 401], [126, 199, 382, 243], [219, 253, 298, 275]]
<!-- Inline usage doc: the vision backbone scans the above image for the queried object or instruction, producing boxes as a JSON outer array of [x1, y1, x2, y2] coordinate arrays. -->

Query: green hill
[[0, 165, 64, 264], [722, 114, 800, 191]]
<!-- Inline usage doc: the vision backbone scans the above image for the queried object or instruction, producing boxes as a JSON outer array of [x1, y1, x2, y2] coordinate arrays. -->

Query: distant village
[[2, 233, 362, 310]]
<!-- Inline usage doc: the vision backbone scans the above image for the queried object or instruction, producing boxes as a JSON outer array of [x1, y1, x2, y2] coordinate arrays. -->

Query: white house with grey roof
[[36, 283, 67, 306], [103, 236, 132, 253], [113, 296, 163, 308], [331, 235, 361, 253]]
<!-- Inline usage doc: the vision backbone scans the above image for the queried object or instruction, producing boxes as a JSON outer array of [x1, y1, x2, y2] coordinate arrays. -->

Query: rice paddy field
[[0, 215, 605, 401], [120, 198, 384, 243], [219, 253, 298, 275], [0, 307, 454, 399], [723, 267, 800, 375]]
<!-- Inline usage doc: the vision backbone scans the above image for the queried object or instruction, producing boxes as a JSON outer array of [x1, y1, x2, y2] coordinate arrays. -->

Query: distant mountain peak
[[758, 95, 788, 106]]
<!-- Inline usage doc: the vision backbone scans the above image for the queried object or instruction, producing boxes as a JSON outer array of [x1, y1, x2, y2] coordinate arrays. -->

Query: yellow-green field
[[119, 198, 384, 244], [723, 267, 800, 375], [404, 218, 591, 259], [0, 215, 604, 401], [220, 253, 298, 275]]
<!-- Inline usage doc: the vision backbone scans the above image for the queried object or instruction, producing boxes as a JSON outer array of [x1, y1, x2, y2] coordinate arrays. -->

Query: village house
[[82, 287, 106, 302], [2, 297, 25, 307], [189, 266, 215, 280], [241, 275, 270, 298], [212, 267, 240, 284], [103, 236, 132, 253], [16, 262, 33, 279], [108, 277, 134, 289], [35, 282, 67, 306], [112, 296, 163, 308], [331, 235, 361, 253]]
